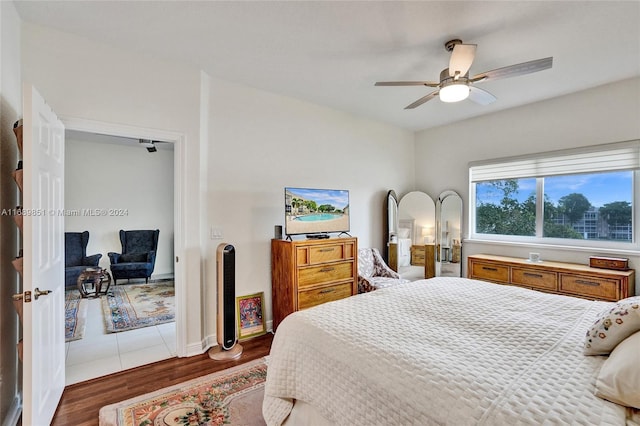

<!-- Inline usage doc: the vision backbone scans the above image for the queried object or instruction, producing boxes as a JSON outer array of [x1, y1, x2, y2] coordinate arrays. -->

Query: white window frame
[[469, 141, 640, 252]]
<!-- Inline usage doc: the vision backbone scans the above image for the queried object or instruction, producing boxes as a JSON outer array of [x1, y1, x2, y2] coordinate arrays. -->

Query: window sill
[[464, 238, 640, 257]]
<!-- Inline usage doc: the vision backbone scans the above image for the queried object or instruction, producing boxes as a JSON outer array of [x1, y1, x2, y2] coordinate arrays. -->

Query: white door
[[21, 85, 66, 425]]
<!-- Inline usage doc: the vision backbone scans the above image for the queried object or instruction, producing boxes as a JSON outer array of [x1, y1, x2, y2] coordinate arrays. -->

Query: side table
[[441, 246, 451, 263], [77, 267, 112, 298]]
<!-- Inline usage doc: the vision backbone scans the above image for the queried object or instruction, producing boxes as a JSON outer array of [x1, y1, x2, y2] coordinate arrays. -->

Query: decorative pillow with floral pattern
[[584, 296, 640, 355]]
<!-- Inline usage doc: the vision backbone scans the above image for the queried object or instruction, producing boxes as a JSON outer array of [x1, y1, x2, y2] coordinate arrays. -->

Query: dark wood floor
[[51, 333, 274, 426]]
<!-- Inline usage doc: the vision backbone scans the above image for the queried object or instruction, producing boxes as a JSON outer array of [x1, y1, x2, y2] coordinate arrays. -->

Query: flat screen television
[[284, 187, 350, 238]]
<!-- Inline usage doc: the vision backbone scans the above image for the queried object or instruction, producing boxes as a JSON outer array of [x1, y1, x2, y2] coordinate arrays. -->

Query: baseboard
[[117, 276, 174, 284], [204, 333, 218, 352], [150, 274, 175, 282], [2, 394, 22, 426], [185, 339, 210, 357], [187, 319, 274, 357]]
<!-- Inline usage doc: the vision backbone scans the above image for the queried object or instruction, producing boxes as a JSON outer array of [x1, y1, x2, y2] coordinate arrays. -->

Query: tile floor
[[65, 296, 176, 385]]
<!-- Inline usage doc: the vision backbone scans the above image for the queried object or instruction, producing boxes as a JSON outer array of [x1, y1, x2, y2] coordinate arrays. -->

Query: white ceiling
[[14, 1, 640, 131]]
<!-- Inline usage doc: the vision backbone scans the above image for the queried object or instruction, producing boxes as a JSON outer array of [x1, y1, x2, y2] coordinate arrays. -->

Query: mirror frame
[[385, 190, 398, 265], [436, 190, 463, 277]]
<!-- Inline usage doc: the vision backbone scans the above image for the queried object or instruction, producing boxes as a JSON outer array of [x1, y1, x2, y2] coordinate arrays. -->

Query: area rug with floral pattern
[[102, 282, 175, 333], [99, 357, 267, 426], [65, 290, 88, 342]]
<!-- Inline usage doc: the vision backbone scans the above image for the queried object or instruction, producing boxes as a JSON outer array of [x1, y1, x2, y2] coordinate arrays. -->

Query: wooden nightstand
[[411, 245, 426, 266]]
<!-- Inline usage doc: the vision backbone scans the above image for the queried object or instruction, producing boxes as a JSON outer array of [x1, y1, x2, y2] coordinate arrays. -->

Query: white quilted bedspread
[[263, 277, 628, 425]]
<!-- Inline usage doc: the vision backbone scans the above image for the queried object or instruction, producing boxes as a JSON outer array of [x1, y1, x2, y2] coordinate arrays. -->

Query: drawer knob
[[482, 266, 498, 272], [575, 279, 601, 287], [319, 288, 336, 294], [319, 267, 335, 273], [318, 248, 335, 252]]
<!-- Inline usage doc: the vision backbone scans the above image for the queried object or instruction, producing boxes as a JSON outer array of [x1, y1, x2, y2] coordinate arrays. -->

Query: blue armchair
[[65, 231, 102, 290], [108, 229, 160, 285]]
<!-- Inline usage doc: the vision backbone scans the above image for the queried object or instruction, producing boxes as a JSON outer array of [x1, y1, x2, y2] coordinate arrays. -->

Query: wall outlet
[[211, 227, 223, 239]]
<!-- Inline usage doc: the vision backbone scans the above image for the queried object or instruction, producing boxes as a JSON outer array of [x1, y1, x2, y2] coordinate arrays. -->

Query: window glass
[[473, 171, 634, 244], [543, 171, 633, 242], [475, 178, 536, 237]]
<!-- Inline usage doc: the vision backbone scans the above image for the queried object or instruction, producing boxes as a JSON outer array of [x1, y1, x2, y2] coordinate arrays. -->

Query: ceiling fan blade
[[468, 86, 497, 105], [375, 81, 439, 87], [404, 90, 439, 109], [449, 43, 477, 77], [471, 57, 553, 82]]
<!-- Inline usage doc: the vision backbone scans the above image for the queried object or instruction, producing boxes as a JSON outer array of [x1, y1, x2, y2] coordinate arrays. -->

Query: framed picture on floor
[[236, 292, 266, 340]]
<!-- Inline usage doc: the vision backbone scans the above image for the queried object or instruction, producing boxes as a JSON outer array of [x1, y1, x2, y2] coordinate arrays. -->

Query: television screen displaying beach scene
[[285, 187, 350, 236]]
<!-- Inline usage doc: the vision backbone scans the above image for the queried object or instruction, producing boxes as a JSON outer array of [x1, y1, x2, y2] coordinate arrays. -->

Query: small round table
[[77, 267, 112, 298]]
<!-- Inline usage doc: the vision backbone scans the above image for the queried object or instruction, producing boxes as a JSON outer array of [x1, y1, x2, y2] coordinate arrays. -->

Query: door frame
[[60, 116, 187, 356]]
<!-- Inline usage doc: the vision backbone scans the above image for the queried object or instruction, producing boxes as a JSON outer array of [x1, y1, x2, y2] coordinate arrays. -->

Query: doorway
[[61, 121, 183, 384]]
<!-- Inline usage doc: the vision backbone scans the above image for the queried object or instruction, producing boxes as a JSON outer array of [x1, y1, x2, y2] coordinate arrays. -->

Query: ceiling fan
[[375, 39, 553, 109]]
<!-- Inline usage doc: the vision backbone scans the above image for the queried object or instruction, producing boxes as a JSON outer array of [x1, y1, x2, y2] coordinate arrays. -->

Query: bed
[[263, 277, 639, 425]]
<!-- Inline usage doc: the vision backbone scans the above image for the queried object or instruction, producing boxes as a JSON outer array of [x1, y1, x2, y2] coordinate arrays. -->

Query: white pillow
[[397, 228, 410, 239], [584, 296, 640, 355], [595, 330, 640, 409]]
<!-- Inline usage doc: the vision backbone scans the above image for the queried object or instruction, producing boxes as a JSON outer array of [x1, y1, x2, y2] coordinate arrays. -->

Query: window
[[470, 142, 639, 249]]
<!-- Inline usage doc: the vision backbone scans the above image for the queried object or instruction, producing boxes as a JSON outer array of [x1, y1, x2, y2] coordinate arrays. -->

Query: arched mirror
[[384, 190, 398, 265], [395, 191, 436, 280], [436, 190, 463, 277]]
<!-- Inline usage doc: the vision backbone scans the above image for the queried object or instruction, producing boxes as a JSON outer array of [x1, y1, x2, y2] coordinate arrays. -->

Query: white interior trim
[[60, 115, 188, 357]]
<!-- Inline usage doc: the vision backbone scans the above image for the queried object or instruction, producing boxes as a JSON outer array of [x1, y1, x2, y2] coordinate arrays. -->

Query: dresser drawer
[[512, 267, 557, 291], [298, 283, 353, 309], [298, 261, 354, 288], [297, 243, 352, 265], [559, 274, 619, 301], [470, 261, 509, 283]]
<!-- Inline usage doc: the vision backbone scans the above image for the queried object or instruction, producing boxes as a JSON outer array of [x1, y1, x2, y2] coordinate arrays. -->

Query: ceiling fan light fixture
[[375, 40, 552, 110], [439, 83, 470, 103]]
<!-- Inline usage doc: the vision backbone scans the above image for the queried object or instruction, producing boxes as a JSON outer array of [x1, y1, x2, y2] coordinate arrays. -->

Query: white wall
[[65, 137, 174, 276], [207, 77, 415, 334], [415, 77, 640, 291], [22, 22, 204, 348], [21, 22, 416, 351], [0, 1, 22, 424]]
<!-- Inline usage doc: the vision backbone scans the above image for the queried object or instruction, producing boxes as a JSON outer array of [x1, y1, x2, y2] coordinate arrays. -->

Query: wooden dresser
[[411, 245, 426, 265], [271, 237, 357, 330], [468, 254, 635, 302], [388, 242, 398, 272]]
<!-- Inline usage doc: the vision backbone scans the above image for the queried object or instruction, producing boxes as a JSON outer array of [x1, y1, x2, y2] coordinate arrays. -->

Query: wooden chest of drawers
[[468, 254, 635, 302], [271, 237, 357, 330], [411, 245, 426, 265]]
